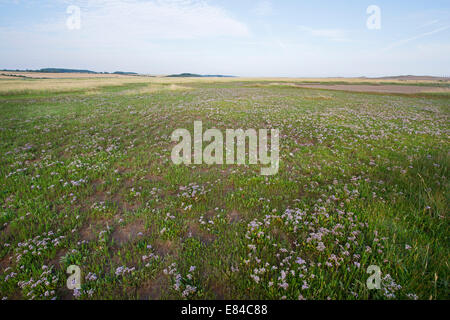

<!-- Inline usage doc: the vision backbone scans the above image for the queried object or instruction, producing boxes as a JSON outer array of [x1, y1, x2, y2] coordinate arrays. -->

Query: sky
[[0, 0, 449, 77]]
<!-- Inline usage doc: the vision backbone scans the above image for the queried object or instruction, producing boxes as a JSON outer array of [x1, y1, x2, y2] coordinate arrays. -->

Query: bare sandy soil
[[294, 84, 450, 94], [373, 75, 449, 81]]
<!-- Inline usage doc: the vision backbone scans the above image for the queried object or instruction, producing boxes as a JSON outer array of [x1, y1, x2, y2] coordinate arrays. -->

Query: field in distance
[[0, 73, 449, 97]]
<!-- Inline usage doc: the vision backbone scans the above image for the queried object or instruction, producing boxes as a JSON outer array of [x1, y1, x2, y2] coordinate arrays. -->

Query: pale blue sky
[[0, 0, 449, 77]]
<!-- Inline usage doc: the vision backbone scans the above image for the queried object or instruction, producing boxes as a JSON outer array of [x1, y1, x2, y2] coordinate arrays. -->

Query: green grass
[[0, 81, 448, 300]]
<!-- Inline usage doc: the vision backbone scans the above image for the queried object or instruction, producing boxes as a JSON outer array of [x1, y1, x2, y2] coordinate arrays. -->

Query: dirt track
[[295, 84, 450, 94]]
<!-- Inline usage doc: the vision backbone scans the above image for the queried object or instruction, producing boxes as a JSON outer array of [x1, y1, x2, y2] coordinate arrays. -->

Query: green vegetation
[[0, 80, 448, 300]]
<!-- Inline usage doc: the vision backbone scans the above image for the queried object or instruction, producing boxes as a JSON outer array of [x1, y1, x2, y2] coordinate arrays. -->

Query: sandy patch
[[293, 84, 450, 94]]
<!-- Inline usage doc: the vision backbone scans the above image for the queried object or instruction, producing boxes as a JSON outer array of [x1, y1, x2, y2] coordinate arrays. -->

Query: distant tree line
[[0, 68, 138, 75], [167, 73, 235, 78]]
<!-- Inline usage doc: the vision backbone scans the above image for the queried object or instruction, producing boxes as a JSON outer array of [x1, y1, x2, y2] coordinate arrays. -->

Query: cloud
[[381, 25, 450, 52], [49, 0, 250, 40], [298, 25, 349, 42], [0, 0, 251, 73], [418, 19, 440, 29], [253, 1, 272, 17]]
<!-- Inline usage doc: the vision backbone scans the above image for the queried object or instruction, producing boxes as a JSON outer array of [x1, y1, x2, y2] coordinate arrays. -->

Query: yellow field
[[0, 73, 448, 95]]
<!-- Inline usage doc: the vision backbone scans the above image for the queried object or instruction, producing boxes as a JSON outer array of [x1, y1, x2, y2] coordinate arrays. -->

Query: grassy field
[[0, 77, 448, 300]]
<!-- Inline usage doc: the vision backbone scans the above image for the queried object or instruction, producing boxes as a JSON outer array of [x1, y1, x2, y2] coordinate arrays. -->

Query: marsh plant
[[0, 79, 448, 300]]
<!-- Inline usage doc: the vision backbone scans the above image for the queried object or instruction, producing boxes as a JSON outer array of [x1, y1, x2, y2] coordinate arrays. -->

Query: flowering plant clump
[[17, 265, 59, 300], [164, 263, 200, 299]]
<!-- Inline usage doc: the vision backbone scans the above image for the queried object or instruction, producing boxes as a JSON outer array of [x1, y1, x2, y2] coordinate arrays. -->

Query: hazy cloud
[[382, 25, 450, 52], [253, 1, 272, 17], [298, 25, 350, 42], [53, 0, 251, 40]]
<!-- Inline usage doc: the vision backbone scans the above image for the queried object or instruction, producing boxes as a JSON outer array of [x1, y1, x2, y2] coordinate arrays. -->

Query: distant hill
[[167, 73, 235, 78], [113, 71, 138, 75], [38, 68, 96, 74], [1, 68, 138, 75]]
